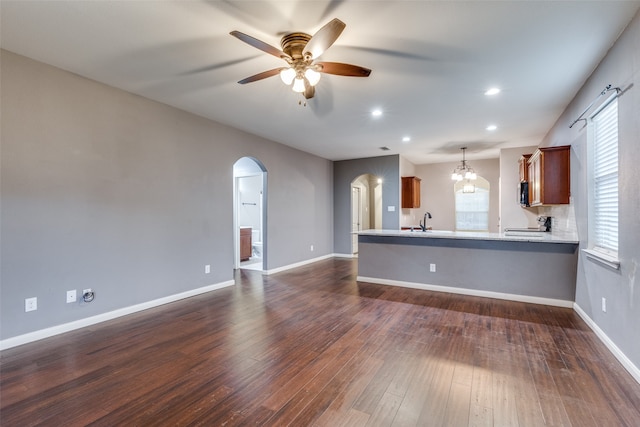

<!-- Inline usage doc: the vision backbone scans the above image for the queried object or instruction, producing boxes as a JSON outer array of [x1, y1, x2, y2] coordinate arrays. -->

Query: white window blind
[[591, 98, 618, 254]]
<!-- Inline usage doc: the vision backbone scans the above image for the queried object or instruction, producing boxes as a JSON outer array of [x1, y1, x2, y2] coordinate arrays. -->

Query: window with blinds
[[590, 97, 618, 256]]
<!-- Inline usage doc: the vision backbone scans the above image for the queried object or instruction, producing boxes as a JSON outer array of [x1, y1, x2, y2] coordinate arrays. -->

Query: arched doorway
[[350, 174, 382, 255], [233, 157, 267, 271]]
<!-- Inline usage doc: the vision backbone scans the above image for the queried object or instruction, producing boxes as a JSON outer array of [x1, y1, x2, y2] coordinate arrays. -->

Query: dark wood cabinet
[[527, 145, 571, 206], [240, 227, 252, 261], [401, 176, 421, 209]]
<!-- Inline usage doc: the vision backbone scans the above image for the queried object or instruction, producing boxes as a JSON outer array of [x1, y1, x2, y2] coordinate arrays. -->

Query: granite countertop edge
[[358, 229, 579, 244]]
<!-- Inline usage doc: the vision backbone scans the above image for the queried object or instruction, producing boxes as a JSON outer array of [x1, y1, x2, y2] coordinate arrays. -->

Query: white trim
[[333, 253, 356, 259], [356, 276, 574, 308], [574, 303, 640, 385], [582, 248, 621, 270], [0, 279, 235, 351], [264, 254, 335, 275]]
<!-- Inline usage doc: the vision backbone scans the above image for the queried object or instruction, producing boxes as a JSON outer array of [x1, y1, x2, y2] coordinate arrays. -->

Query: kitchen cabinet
[[240, 227, 252, 261], [527, 145, 571, 206], [401, 176, 421, 208], [519, 154, 532, 182]]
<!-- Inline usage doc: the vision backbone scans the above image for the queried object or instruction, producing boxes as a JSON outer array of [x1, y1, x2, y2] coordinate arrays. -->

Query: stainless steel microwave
[[519, 182, 529, 207]]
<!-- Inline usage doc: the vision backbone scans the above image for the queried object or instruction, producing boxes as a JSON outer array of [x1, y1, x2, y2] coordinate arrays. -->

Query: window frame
[[584, 95, 620, 269], [454, 176, 490, 232]]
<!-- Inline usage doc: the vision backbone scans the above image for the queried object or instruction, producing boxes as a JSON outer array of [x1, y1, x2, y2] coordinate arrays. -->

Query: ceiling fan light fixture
[[292, 77, 306, 93], [280, 67, 296, 85], [304, 68, 321, 86]]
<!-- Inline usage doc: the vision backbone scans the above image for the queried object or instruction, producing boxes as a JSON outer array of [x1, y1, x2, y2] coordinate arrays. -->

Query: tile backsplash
[[539, 198, 578, 238]]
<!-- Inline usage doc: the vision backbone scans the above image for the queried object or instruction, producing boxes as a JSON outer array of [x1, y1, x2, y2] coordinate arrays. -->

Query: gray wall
[[0, 50, 333, 340], [537, 11, 640, 369], [333, 155, 400, 255]]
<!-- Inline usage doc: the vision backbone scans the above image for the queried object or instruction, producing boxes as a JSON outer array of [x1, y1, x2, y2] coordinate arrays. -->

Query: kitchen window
[[455, 177, 489, 231], [585, 96, 619, 269]]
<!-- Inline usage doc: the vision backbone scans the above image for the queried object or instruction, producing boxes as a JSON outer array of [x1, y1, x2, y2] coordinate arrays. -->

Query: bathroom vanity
[[357, 229, 579, 306], [240, 227, 252, 261]]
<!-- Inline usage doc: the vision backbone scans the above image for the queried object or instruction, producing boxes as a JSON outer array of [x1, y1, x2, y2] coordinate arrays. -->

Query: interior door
[[351, 186, 361, 254]]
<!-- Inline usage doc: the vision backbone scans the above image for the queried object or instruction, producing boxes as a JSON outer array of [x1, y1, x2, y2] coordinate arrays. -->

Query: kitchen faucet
[[419, 212, 432, 231]]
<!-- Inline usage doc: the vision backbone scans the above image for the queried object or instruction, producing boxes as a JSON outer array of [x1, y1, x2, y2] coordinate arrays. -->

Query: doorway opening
[[350, 174, 382, 255], [233, 157, 267, 271]]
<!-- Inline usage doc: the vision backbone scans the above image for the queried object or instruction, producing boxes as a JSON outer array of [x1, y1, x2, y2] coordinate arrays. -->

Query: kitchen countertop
[[358, 229, 579, 244], [357, 228, 579, 305]]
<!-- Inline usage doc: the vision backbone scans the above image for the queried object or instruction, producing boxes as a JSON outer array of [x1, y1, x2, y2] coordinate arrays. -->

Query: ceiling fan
[[230, 18, 371, 100]]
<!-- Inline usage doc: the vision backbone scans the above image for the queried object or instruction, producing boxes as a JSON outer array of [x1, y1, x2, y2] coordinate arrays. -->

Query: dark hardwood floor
[[2, 258, 639, 426]]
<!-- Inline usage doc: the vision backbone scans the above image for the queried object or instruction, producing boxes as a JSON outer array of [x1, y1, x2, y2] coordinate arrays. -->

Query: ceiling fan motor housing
[[280, 33, 312, 60]]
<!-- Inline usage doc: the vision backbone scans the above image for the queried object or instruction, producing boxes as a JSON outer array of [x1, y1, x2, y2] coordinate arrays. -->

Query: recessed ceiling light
[[402, 136, 411, 142], [486, 124, 498, 131], [371, 109, 383, 117], [485, 87, 501, 96]]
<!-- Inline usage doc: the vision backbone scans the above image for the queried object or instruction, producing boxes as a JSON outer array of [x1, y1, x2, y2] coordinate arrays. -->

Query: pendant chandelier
[[451, 147, 476, 193], [451, 147, 477, 181]]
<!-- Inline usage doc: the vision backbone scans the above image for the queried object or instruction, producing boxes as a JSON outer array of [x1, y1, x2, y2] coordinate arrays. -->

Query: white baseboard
[[0, 279, 235, 351], [333, 253, 355, 258], [264, 254, 336, 275], [356, 276, 574, 308], [573, 303, 640, 385]]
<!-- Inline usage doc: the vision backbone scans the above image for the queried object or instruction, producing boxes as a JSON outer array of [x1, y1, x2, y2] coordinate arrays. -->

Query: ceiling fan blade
[[238, 68, 283, 84], [180, 56, 260, 76], [230, 31, 291, 60], [316, 62, 371, 77], [303, 18, 346, 60]]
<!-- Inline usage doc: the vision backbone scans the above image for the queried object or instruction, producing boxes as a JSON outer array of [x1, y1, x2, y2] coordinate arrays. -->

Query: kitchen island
[[357, 229, 579, 307]]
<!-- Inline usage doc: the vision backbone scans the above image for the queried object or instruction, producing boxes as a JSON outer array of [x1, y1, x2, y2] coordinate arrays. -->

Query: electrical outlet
[[25, 297, 37, 312], [430, 263, 436, 272], [602, 297, 607, 312], [205, 264, 211, 274], [310, 245, 314, 251], [66, 290, 77, 303]]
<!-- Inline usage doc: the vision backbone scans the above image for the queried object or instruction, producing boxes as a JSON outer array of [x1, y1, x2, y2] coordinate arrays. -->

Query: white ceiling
[[2, 1, 639, 163]]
